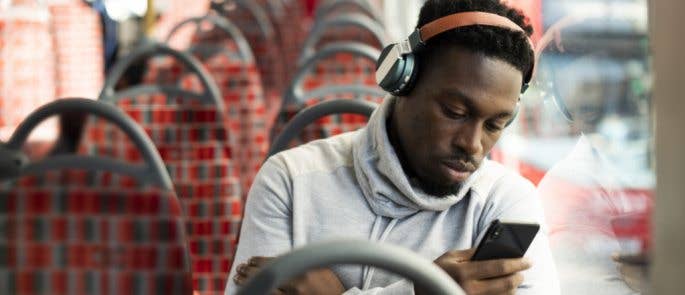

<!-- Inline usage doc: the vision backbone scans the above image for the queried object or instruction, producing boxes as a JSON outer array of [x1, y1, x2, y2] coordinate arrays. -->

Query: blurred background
[[0, 0, 660, 294]]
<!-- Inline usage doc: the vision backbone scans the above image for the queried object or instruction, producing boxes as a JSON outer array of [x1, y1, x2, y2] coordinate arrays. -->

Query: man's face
[[390, 47, 522, 196], [553, 55, 613, 132]]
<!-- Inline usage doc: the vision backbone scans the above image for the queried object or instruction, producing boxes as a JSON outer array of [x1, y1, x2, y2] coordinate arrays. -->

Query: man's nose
[[453, 121, 483, 156]]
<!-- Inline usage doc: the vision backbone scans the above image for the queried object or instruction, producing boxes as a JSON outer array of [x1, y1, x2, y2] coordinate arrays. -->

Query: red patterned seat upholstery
[[256, 0, 310, 82], [271, 43, 382, 148], [175, 57, 268, 193], [0, 98, 192, 295], [81, 91, 243, 295], [301, 53, 378, 90], [49, 1, 104, 99], [0, 170, 192, 295], [148, 17, 271, 195], [89, 43, 245, 295], [0, 3, 56, 145], [213, 1, 288, 121]]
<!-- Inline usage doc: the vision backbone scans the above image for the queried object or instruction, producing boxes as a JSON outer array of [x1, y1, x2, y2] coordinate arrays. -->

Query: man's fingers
[[234, 263, 265, 286], [233, 256, 275, 286], [233, 272, 249, 286], [460, 273, 523, 295], [465, 258, 531, 279], [612, 252, 650, 265], [236, 263, 247, 276], [248, 256, 274, 266], [481, 273, 524, 294], [242, 265, 264, 278]]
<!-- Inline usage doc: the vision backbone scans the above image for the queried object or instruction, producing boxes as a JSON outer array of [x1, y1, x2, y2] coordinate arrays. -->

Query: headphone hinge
[[407, 29, 425, 52]]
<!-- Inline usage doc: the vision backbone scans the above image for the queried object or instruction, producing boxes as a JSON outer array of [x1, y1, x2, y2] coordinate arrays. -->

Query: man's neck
[[386, 103, 417, 179]]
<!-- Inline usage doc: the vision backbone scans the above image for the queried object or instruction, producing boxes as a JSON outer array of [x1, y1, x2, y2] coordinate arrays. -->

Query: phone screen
[[471, 219, 540, 261]]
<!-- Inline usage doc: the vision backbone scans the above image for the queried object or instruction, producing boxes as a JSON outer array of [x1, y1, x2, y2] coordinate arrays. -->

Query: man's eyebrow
[[442, 88, 476, 109], [442, 88, 515, 119]]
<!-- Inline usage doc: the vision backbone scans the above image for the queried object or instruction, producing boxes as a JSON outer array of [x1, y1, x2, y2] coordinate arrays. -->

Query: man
[[227, 0, 559, 294]]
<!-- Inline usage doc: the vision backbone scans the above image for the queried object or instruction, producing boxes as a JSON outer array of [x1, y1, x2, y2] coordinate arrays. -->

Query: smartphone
[[471, 219, 540, 261]]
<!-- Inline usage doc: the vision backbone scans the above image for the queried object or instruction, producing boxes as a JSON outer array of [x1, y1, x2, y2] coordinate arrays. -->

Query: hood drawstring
[[361, 216, 399, 290]]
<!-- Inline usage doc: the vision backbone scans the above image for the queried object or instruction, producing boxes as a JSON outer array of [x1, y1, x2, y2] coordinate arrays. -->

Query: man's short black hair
[[416, 0, 535, 82]]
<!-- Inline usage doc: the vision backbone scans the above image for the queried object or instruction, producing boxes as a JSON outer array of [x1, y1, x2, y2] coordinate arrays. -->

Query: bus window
[[493, 0, 653, 293]]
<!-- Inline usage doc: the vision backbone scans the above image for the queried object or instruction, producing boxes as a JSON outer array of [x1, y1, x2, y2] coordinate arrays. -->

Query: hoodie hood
[[352, 96, 484, 219]]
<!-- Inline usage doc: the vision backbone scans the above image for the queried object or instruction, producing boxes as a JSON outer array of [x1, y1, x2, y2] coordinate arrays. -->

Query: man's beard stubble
[[412, 176, 463, 198], [387, 118, 473, 198]]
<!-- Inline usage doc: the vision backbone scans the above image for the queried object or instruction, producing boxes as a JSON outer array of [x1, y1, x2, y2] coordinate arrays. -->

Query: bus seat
[[299, 13, 388, 65], [88, 44, 243, 294], [0, 99, 192, 295], [269, 97, 378, 157]]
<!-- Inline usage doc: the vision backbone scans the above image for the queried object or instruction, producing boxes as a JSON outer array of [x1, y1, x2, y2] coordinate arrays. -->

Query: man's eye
[[441, 105, 466, 120], [485, 121, 505, 132]]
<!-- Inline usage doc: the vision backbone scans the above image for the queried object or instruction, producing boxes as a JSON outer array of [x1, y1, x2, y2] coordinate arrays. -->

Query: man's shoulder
[[471, 160, 537, 201], [267, 130, 360, 178]]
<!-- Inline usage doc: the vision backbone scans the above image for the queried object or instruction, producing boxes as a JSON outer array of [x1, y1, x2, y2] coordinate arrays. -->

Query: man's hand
[[233, 256, 345, 295], [612, 252, 650, 293], [416, 249, 531, 295]]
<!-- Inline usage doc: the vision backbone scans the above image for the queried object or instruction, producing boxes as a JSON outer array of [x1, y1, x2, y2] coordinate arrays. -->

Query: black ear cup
[[392, 53, 419, 96], [376, 44, 420, 96], [376, 44, 395, 70]]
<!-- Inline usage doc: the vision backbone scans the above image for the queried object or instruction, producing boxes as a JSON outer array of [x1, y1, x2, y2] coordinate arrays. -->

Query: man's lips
[[443, 160, 476, 173], [441, 160, 475, 182]]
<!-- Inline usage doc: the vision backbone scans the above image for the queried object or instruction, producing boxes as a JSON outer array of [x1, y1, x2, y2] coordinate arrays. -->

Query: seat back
[[269, 98, 378, 157], [259, 0, 309, 81], [272, 43, 381, 143], [237, 240, 464, 295], [151, 0, 212, 50], [0, 99, 191, 295], [91, 44, 243, 294], [167, 15, 255, 62], [212, 0, 287, 105], [285, 42, 381, 106], [271, 86, 384, 154], [166, 15, 271, 192], [314, 0, 384, 23], [299, 13, 388, 64]]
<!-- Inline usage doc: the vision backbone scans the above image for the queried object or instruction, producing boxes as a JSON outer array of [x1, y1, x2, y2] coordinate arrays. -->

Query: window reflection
[[494, 0, 653, 293]]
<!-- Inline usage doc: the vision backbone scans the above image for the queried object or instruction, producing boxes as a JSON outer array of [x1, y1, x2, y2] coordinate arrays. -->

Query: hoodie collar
[[353, 96, 483, 219]]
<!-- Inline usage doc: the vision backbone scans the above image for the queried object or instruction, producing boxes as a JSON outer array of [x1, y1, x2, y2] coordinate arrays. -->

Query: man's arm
[[225, 158, 295, 295], [226, 157, 422, 295]]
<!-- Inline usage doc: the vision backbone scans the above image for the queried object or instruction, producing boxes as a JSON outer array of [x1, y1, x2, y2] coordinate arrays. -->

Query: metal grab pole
[[144, 0, 155, 37]]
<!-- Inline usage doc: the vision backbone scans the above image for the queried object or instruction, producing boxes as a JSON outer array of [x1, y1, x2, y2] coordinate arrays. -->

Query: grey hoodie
[[226, 96, 560, 294]]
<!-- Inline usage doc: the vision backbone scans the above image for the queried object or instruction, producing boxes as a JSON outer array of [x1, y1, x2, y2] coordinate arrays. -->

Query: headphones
[[375, 11, 536, 127]]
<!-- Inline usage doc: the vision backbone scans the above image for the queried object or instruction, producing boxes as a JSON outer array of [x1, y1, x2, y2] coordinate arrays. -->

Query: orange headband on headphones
[[377, 11, 537, 95], [421, 12, 528, 41], [414, 11, 536, 84]]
